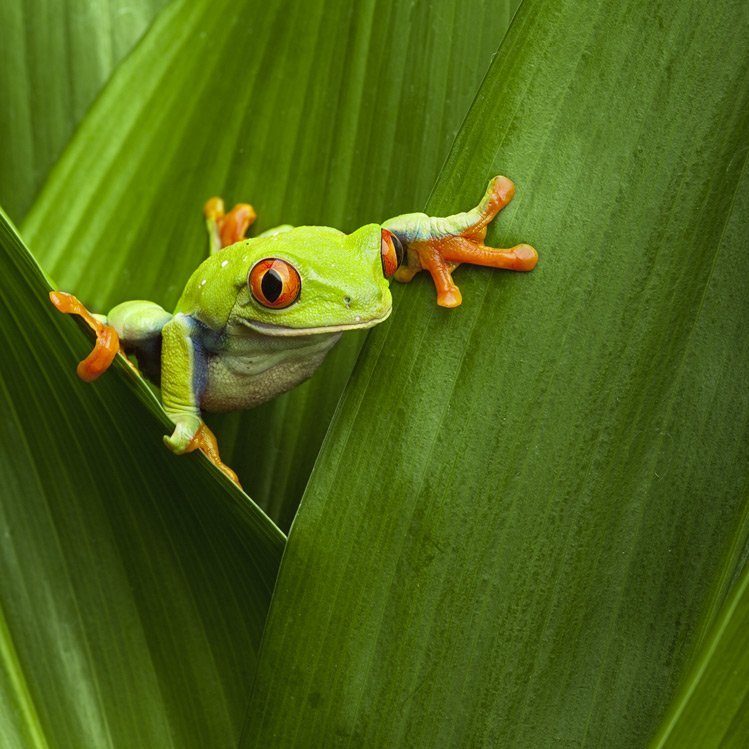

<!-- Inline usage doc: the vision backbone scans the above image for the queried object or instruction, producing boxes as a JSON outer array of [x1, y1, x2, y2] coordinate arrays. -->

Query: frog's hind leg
[[107, 300, 173, 384], [204, 197, 257, 254], [50, 293, 172, 382], [50, 291, 125, 381]]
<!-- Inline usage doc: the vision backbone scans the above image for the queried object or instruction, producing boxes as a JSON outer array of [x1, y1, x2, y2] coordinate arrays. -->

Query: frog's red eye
[[249, 258, 301, 309], [380, 229, 403, 279]]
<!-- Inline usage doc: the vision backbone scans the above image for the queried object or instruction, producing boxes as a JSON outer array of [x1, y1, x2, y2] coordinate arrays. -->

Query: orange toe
[[493, 176, 516, 206], [204, 197, 225, 221], [512, 244, 538, 271], [219, 203, 256, 248], [437, 287, 463, 308], [49, 290, 120, 381], [189, 423, 241, 487], [76, 326, 119, 382]]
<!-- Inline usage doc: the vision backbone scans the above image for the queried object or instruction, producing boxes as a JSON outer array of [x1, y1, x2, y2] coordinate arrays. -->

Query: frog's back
[[174, 241, 250, 327]]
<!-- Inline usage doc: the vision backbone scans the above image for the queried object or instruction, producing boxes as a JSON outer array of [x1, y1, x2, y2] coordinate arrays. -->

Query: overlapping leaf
[[0, 210, 283, 747], [0, 0, 171, 221], [242, 0, 749, 745], [20, 0, 520, 529], [653, 558, 749, 748]]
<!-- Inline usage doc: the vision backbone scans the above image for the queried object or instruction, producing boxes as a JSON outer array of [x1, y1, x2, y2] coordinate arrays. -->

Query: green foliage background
[[0, 0, 747, 747]]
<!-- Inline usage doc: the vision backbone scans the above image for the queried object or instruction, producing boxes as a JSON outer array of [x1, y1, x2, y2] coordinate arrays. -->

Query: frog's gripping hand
[[383, 176, 538, 307]]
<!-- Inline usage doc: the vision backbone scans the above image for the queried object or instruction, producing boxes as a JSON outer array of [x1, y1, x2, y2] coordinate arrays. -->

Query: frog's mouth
[[238, 309, 391, 337]]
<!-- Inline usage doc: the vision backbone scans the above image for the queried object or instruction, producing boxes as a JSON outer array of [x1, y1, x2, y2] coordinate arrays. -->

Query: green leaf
[[652, 558, 749, 748], [0, 209, 283, 747], [0, 0, 171, 222], [21, 0, 520, 529], [242, 0, 749, 745]]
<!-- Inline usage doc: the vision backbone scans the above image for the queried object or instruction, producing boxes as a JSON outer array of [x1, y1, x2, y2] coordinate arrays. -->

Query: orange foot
[[49, 291, 136, 381], [188, 423, 241, 487], [204, 197, 256, 253], [389, 176, 538, 308]]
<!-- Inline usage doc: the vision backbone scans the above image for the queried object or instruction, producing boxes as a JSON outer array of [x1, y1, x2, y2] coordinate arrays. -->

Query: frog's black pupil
[[391, 233, 404, 267], [262, 268, 283, 302]]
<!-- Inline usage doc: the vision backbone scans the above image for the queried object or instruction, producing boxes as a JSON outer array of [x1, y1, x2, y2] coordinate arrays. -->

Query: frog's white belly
[[200, 324, 341, 412]]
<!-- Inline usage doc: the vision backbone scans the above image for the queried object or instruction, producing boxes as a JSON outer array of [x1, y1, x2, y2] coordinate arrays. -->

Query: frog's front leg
[[383, 175, 538, 307], [161, 314, 240, 486], [204, 197, 257, 254]]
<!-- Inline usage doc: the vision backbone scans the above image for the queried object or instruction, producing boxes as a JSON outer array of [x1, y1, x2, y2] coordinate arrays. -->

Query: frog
[[50, 175, 537, 487]]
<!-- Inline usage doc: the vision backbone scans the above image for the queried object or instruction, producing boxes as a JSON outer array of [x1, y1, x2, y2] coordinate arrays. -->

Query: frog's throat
[[238, 309, 391, 337]]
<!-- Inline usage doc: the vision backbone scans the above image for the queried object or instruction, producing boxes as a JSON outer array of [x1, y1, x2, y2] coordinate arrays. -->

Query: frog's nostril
[[344, 296, 352, 307]]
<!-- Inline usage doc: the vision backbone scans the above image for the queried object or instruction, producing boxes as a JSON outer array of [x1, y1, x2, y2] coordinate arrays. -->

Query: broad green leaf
[[0, 209, 283, 747], [242, 0, 749, 745], [0, 0, 171, 222], [652, 559, 749, 748], [22, 0, 520, 530]]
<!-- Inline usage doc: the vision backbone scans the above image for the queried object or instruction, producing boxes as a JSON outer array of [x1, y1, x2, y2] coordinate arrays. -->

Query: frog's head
[[230, 224, 401, 336]]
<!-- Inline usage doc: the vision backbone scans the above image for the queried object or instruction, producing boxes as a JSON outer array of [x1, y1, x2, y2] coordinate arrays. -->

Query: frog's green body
[[54, 176, 537, 484], [106, 223, 392, 454]]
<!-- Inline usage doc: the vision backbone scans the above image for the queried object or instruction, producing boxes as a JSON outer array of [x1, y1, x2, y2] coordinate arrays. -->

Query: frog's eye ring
[[249, 258, 301, 309], [380, 229, 403, 279]]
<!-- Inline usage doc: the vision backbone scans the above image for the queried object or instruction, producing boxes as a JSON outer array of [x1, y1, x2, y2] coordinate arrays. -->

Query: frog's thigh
[[106, 300, 172, 343]]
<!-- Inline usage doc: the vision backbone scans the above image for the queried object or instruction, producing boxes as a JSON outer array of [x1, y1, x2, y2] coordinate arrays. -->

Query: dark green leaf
[[0, 209, 283, 747], [0, 0, 171, 221], [242, 0, 749, 745], [652, 559, 749, 748]]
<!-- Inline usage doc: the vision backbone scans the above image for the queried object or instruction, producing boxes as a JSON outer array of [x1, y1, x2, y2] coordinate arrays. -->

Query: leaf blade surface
[[652, 558, 749, 749], [0, 209, 283, 747], [0, 0, 171, 221], [242, 0, 749, 745]]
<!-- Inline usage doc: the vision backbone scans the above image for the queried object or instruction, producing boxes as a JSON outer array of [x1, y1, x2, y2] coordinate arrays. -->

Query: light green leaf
[[0, 0, 171, 221], [0, 209, 283, 747], [242, 0, 749, 745], [21, 0, 520, 530], [652, 558, 749, 748]]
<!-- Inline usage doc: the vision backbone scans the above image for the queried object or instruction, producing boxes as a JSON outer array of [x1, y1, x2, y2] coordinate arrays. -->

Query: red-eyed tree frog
[[51, 176, 537, 486]]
